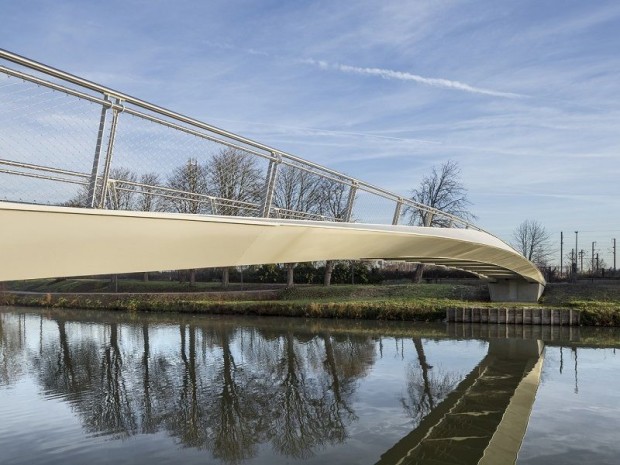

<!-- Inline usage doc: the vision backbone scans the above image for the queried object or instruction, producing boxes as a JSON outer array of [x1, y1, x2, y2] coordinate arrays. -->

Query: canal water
[[1, 307, 619, 465]]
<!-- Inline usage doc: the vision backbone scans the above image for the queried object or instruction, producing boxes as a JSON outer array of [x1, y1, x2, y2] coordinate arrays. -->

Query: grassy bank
[[2, 280, 620, 326], [0, 281, 490, 322], [3, 278, 284, 293], [0, 284, 475, 322], [539, 282, 620, 326]]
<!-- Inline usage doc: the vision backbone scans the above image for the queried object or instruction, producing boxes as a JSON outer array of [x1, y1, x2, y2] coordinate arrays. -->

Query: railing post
[[87, 95, 110, 208], [98, 98, 123, 209], [261, 152, 281, 217], [392, 198, 403, 225], [106, 180, 117, 210], [423, 209, 433, 227], [344, 181, 357, 222]]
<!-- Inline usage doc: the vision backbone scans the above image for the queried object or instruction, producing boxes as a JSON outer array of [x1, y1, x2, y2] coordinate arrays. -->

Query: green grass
[[541, 282, 620, 306], [540, 283, 620, 325], [279, 283, 489, 302], [0, 295, 452, 321], [3, 278, 282, 293], [4, 279, 620, 326], [1, 282, 487, 322]]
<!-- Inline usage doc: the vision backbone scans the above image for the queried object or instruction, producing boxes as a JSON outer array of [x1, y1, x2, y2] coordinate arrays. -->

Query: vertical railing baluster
[[260, 152, 280, 217], [98, 97, 123, 209], [87, 95, 110, 208], [344, 181, 357, 222], [106, 180, 117, 210], [392, 198, 402, 225]]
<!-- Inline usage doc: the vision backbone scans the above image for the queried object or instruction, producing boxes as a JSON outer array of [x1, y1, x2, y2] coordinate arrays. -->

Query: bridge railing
[[0, 49, 486, 232]]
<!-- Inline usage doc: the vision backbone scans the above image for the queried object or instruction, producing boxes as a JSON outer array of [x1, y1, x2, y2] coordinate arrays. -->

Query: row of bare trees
[[75, 156, 549, 283], [66, 148, 355, 285], [68, 148, 351, 220]]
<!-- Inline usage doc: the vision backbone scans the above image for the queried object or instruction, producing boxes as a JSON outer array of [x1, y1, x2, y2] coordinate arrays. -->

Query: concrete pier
[[488, 279, 544, 302]]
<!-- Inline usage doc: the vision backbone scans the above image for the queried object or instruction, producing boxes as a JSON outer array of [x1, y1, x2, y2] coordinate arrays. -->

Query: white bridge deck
[[1, 202, 545, 301]]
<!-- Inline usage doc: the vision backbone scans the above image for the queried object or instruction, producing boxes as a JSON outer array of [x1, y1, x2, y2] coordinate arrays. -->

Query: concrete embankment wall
[[446, 307, 580, 326]]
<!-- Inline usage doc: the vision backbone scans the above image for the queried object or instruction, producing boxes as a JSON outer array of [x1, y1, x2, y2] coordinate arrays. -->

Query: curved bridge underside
[[0, 202, 545, 301]]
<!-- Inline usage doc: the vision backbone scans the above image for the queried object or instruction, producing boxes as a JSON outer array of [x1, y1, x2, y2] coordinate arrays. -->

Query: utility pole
[[596, 253, 599, 273], [560, 231, 564, 278], [575, 231, 579, 272], [579, 250, 584, 273], [592, 241, 596, 273], [613, 238, 617, 272]]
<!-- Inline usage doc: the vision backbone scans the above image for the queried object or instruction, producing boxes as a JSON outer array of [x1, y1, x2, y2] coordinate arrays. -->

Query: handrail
[[0, 48, 488, 233]]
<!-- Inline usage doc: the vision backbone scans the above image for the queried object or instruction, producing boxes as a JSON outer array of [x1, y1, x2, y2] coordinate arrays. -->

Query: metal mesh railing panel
[[107, 112, 270, 216], [0, 72, 105, 206], [0, 171, 86, 205], [0, 50, 487, 235], [351, 190, 400, 225], [0, 73, 103, 174]]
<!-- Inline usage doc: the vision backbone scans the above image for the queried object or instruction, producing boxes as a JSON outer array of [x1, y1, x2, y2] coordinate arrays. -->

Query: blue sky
[[2, 0, 620, 267]]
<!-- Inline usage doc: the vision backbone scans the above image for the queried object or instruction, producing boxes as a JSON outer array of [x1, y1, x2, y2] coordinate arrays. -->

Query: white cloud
[[300, 58, 524, 98]]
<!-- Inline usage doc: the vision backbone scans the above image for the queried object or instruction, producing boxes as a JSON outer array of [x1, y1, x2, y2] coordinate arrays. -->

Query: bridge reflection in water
[[378, 339, 543, 465], [0, 309, 544, 464]]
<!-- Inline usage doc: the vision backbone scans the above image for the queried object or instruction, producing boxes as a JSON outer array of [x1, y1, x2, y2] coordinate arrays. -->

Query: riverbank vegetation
[[2, 279, 620, 325], [0, 281, 485, 321]]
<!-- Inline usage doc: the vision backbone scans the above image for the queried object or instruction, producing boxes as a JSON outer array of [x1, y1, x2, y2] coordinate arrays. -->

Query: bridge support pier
[[488, 279, 544, 303]]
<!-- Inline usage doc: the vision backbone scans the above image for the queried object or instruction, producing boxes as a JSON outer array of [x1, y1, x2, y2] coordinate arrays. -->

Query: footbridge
[[0, 49, 544, 301]]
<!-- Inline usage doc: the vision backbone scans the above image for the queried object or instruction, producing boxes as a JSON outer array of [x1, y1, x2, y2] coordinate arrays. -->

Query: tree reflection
[[320, 333, 373, 437], [210, 329, 266, 463], [400, 338, 461, 424], [140, 323, 155, 434], [270, 331, 325, 458], [89, 323, 137, 437], [169, 324, 203, 446], [33, 319, 99, 403], [0, 313, 28, 386], [24, 314, 376, 463], [267, 331, 374, 459]]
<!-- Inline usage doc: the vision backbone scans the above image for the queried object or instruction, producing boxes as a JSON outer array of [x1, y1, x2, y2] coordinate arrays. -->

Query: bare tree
[[512, 219, 551, 267], [165, 158, 208, 214], [64, 167, 138, 209], [166, 158, 209, 285], [274, 165, 324, 286], [137, 172, 163, 213], [404, 160, 475, 227], [404, 160, 476, 282], [107, 167, 138, 211], [134, 172, 163, 281], [206, 148, 263, 286], [207, 147, 263, 216], [318, 177, 353, 286], [318, 177, 350, 221], [273, 165, 323, 218]]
